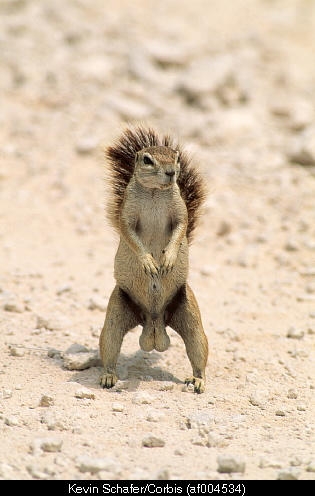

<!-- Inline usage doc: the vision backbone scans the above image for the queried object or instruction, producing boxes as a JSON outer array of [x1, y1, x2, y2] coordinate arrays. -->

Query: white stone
[[88, 296, 108, 312], [76, 455, 118, 474], [75, 387, 95, 399], [132, 392, 154, 405], [63, 351, 101, 370], [277, 468, 299, 480], [112, 402, 124, 412]]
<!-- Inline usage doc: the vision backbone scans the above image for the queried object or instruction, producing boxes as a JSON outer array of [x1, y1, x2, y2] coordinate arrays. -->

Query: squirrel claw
[[100, 372, 118, 389]]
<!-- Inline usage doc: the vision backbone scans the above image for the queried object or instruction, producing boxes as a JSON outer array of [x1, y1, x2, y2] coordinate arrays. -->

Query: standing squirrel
[[99, 126, 208, 393]]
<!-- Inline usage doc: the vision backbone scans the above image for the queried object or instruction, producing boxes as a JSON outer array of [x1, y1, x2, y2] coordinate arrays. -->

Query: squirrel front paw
[[160, 249, 177, 275], [141, 253, 159, 276]]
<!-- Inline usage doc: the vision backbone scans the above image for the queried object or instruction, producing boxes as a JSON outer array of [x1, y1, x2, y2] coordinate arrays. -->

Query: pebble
[[88, 296, 108, 312], [47, 348, 61, 358], [297, 294, 315, 302], [4, 415, 19, 427], [289, 125, 315, 166], [287, 389, 298, 399], [297, 404, 306, 411], [65, 343, 89, 354], [112, 402, 124, 412], [26, 464, 51, 480], [249, 390, 269, 408], [146, 410, 165, 423], [217, 455, 246, 474], [284, 239, 299, 251], [9, 346, 25, 357], [286, 327, 304, 339], [32, 437, 63, 453], [39, 395, 54, 407], [75, 387, 95, 400], [3, 300, 24, 313], [306, 282, 315, 294], [41, 411, 67, 431], [56, 283, 72, 295], [156, 468, 170, 480], [275, 410, 286, 417], [308, 326, 315, 334], [142, 436, 165, 448], [306, 461, 315, 472], [186, 411, 215, 432], [63, 351, 101, 370], [132, 392, 154, 405], [158, 382, 174, 391], [76, 455, 118, 474], [0, 389, 12, 399], [277, 468, 299, 480], [259, 457, 283, 469], [36, 314, 72, 331], [75, 135, 99, 155]]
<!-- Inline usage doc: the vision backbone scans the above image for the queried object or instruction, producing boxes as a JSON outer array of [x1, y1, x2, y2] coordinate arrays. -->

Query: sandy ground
[[1, 0, 315, 481]]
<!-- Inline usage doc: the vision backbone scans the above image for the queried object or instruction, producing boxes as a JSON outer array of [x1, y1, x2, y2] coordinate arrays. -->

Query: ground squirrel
[[99, 126, 208, 393]]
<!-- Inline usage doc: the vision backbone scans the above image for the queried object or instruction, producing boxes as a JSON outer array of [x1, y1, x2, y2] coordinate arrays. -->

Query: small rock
[[287, 327, 304, 339], [26, 464, 50, 480], [249, 390, 269, 408], [112, 402, 124, 412], [35, 437, 62, 453], [39, 395, 54, 407], [284, 239, 299, 252], [88, 296, 108, 312], [158, 382, 174, 391], [75, 135, 99, 155], [297, 404, 306, 411], [146, 409, 165, 423], [296, 294, 315, 302], [289, 126, 315, 166], [275, 410, 286, 417], [75, 387, 95, 400], [76, 455, 118, 474], [156, 468, 170, 480], [306, 461, 315, 472], [287, 389, 298, 399], [217, 455, 246, 474], [36, 314, 72, 331], [308, 326, 315, 334], [47, 348, 61, 358], [217, 220, 232, 237], [63, 351, 101, 370], [41, 411, 67, 431], [306, 283, 315, 294], [0, 389, 12, 399], [186, 411, 215, 432], [277, 468, 299, 480], [65, 343, 89, 354], [174, 449, 184, 456], [4, 415, 19, 427], [142, 436, 165, 448], [259, 457, 283, 469], [3, 300, 24, 313], [9, 346, 25, 357], [132, 392, 154, 405], [56, 283, 72, 295]]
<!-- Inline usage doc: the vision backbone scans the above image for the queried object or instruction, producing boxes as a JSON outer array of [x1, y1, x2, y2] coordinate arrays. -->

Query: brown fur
[[106, 126, 206, 243], [99, 126, 208, 393]]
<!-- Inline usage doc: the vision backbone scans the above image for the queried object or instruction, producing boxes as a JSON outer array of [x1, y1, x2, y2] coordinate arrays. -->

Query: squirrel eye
[[143, 155, 154, 166]]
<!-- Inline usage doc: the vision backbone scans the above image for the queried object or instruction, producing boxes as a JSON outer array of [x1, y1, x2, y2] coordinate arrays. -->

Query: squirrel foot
[[100, 372, 118, 389], [185, 376, 205, 394]]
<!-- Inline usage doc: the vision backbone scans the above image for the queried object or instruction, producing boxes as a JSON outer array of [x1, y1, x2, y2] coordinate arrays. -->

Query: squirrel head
[[134, 146, 180, 190]]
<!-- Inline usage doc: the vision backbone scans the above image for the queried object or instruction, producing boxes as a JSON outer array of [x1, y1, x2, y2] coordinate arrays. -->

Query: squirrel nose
[[165, 170, 175, 177]]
